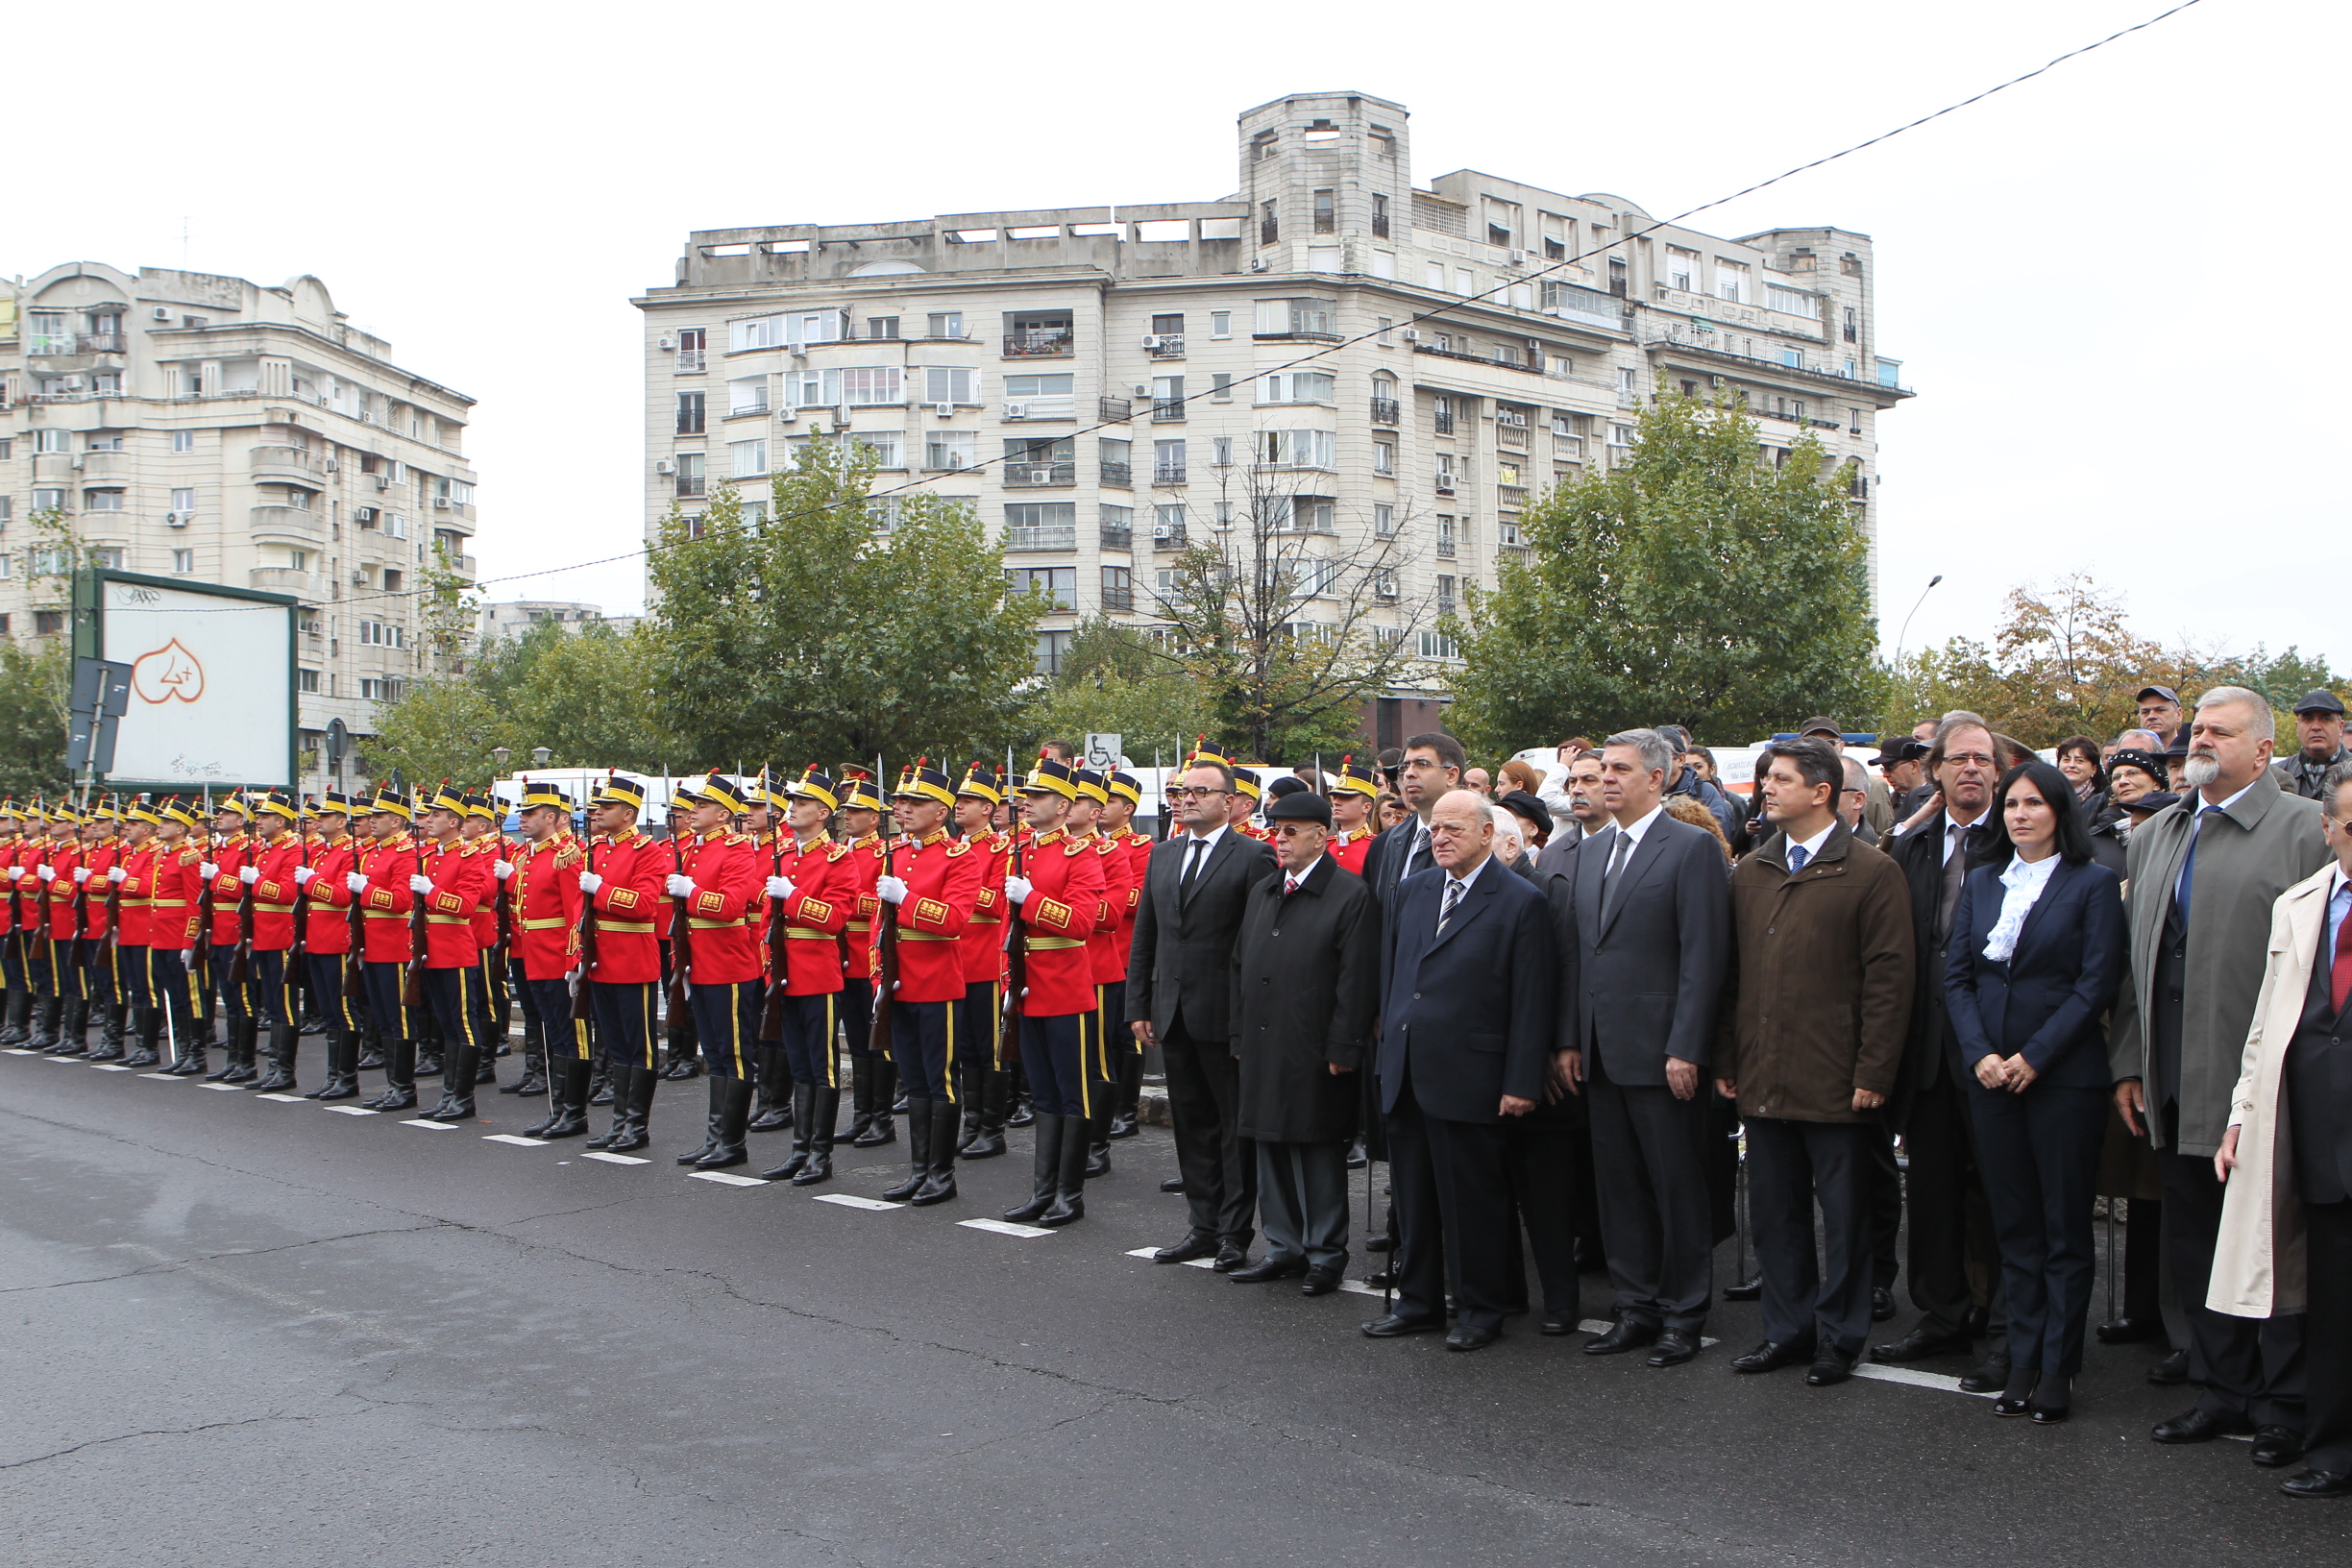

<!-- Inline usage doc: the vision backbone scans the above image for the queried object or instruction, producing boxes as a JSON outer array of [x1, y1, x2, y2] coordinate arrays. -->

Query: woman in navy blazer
[[1946, 757, 2127, 1423]]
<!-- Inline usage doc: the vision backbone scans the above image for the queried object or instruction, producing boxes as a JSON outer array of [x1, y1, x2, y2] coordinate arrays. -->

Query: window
[[725, 375, 769, 416], [1374, 442, 1394, 475], [849, 430, 901, 469], [1311, 189, 1335, 234], [1003, 309, 1073, 356], [927, 311, 965, 339], [1254, 298, 1336, 338], [1377, 317, 1393, 345], [386, 513, 408, 540], [1210, 311, 1231, 339], [90, 547, 125, 569], [730, 315, 786, 352], [1154, 439, 1187, 483], [85, 489, 125, 512], [1150, 376, 1184, 422], [284, 549, 307, 572], [1426, 260, 1448, 290], [35, 611, 66, 637], [926, 430, 975, 471], [1766, 284, 1812, 317], [1371, 193, 1389, 238], [1154, 504, 1187, 538], [1099, 503, 1134, 546], [381, 568, 404, 590], [1618, 366, 1638, 394], [729, 439, 768, 478], [1254, 429, 1335, 469], [1850, 406, 1863, 434], [1002, 503, 1077, 551], [1210, 374, 1232, 403], [1843, 306, 1858, 344], [33, 489, 67, 514], [1374, 503, 1395, 536], [1257, 497, 1335, 534], [675, 327, 705, 372], [1033, 629, 1074, 677], [1002, 372, 1074, 401], [86, 433, 123, 452], [1436, 515, 1457, 556], [676, 391, 704, 434], [1211, 436, 1233, 469], [33, 430, 67, 453], [1006, 566, 1077, 609], [299, 669, 320, 694], [359, 677, 405, 702], [1433, 455, 1456, 495], [1260, 199, 1278, 244], [1418, 630, 1459, 660], [1609, 424, 1636, 449], [1777, 347, 1801, 369], [865, 316, 898, 340], [356, 621, 407, 649], [1716, 259, 1749, 304], [923, 366, 975, 405], [1456, 268, 1475, 297], [1101, 564, 1132, 611], [674, 453, 704, 497], [1667, 247, 1700, 291], [1257, 371, 1335, 404], [841, 367, 901, 406], [1149, 313, 1184, 338]]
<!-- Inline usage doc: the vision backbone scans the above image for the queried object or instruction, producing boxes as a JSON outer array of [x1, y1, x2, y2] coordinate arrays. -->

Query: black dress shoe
[[1363, 1267, 1397, 1289], [2095, 1315, 2161, 1345], [2029, 1401, 2071, 1425], [2280, 1467, 2352, 1499], [1344, 1142, 1367, 1170], [1228, 1257, 1308, 1284], [1993, 1394, 2034, 1417], [2251, 1426, 2307, 1469], [1361, 1312, 1442, 1338], [1300, 1266, 1341, 1297], [1150, 1234, 1217, 1265], [1646, 1329, 1701, 1367], [1958, 1353, 2012, 1394], [1446, 1323, 1501, 1352], [2147, 1347, 2191, 1385], [1721, 1274, 1763, 1302], [1159, 1176, 1186, 1194], [1871, 1323, 1972, 1363], [1540, 1311, 1576, 1336], [1211, 1242, 1247, 1273], [2151, 1407, 2255, 1444], [1730, 1338, 1815, 1374], [1364, 1233, 1396, 1253], [1582, 1317, 1659, 1356], [1805, 1347, 1857, 1386], [1871, 1286, 1897, 1322]]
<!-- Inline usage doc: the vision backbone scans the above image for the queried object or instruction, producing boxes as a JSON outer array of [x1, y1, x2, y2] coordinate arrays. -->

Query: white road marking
[[814, 1193, 904, 1211], [1121, 1245, 1218, 1269], [687, 1170, 767, 1187], [483, 1134, 548, 1147], [91, 1064, 136, 1072], [255, 1092, 306, 1102], [401, 1118, 458, 1130], [139, 1072, 187, 1080], [581, 1151, 649, 1165], [327, 1106, 380, 1115], [1851, 1362, 1992, 1397], [959, 1217, 1052, 1238], [199, 1082, 243, 1090], [42, 1054, 80, 1063], [1339, 1279, 1385, 1298], [4, 1047, 39, 1055]]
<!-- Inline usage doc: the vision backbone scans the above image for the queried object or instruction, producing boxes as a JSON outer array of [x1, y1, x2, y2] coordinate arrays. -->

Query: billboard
[[92, 572, 297, 789]]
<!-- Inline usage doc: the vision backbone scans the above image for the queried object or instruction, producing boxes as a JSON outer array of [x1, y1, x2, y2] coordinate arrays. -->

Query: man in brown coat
[[1718, 738, 1916, 1386]]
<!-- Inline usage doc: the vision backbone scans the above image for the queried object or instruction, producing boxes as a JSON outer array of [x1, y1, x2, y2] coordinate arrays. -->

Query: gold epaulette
[[825, 842, 850, 862], [943, 838, 971, 857]]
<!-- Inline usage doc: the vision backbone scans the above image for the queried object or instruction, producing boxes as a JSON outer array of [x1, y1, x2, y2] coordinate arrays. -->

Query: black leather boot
[[366, 1033, 418, 1111], [851, 1057, 896, 1145], [1006, 1062, 1036, 1128], [1040, 1115, 1090, 1228], [31, 994, 65, 1052], [355, 1013, 385, 1070], [88, 1002, 127, 1061], [587, 1062, 631, 1149], [0, 984, 30, 1043], [1085, 1100, 1113, 1178], [748, 1044, 793, 1133], [502, 1041, 543, 1094], [121, 1003, 159, 1068], [162, 1010, 207, 1075], [609, 1061, 657, 1152], [587, 1054, 613, 1106], [205, 1015, 243, 1081], [792, 1086, 840, 1187], [61, 995, 94, 1057], [308, 1024, 358, 1099], [956, 1057, 984, 1153], [247, 1017, 298, 1091], [1109, 1049, 1142, 1139], [426, 1041, 479, 1121], [695, 1076, 753, 1169], [912, 1097, 959, 1207], [675, 1076, 724, 1164], [844, 1054, 876, 1143], [524, 1058, 592, 1139], [1004, 1113, 1063, 1223], [964, 1068, 1008, 1159], [475, 1041, 500, 1087], [881, 1098, 931, 1201], [760, 1082, 815, 1181]]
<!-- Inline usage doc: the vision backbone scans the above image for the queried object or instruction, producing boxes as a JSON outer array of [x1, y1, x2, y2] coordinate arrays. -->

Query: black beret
[[1264, 791, 1332, 827]]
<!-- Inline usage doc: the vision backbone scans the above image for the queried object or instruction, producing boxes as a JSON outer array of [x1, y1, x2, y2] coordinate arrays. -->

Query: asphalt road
[[3, 1043, 2344, 1568]]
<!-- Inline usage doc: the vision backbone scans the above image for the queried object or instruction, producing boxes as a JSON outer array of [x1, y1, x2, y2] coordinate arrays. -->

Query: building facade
[[0, 262, 480, 792], [478, 599, 636, 645], [634, 91, 1909, 723]]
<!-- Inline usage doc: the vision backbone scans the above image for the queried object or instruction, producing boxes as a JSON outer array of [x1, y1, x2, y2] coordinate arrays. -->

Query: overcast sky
[[20, 0, 2340, 677]]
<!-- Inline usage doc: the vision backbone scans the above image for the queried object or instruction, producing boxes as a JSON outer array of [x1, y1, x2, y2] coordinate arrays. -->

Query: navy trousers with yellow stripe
[[148, 947, 201, 1053], [306, 952, 359, 1036], [778, 991, 840, 1088], [890, 998, 956, 1101], [688, 979, 761, 1079], [1021, 1012, 1089, 1119], [422, 963, 493, 1062], [525, 976, 590, 1061], [592, 981, 657, 1070]]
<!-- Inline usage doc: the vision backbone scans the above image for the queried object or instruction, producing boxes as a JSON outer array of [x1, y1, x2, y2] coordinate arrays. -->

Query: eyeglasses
[[1173, 786, 1228, 799], [1942, 752, 1997, 770]]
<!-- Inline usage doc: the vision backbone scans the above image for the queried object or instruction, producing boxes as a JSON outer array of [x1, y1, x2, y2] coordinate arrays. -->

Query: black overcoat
[[1228, 856, 1378, 1143]]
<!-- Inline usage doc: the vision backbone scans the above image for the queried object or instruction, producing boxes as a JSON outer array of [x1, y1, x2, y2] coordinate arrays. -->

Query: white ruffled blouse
[[1981, 852, 2059, 963]]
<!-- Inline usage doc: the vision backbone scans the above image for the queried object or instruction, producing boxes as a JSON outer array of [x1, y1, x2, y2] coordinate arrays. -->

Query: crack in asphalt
[[0, 1411, 333, 1471], [0, 1224, 451, 1297]]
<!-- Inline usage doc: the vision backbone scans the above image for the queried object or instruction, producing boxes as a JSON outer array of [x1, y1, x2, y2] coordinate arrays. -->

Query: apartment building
[[478, 599, 638, 644], [0, 262, 480, 792], [635, 90, 1910, 709]]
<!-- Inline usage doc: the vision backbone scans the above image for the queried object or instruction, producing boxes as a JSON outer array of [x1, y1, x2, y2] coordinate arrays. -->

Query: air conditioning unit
[[1027, 469, 1052, 484], [1248, 258, 1268, 272], [657, 335, 675, 351], [933, 403, 954, 418], [352, 571, 369, 585], [776, 405, 800, 423], [1131, 382, 1150, 399], [432, 497, 451, 508], [1003, 402, 1028, 420], [152, 306, 173, 322], [1376, 579, 1398, 600], [164, 511, 190, 528], [355, 506, 378, 523], [69, 455, 85, 470], [1508, 251, 1526, 265], [788, 341, 808, 357], [654, 459, 676, 475], [324, 458, 338, 474], [1152, 524, 1173, 540], [375, 477, 390, 491], [1139, 335, 1160, 349]]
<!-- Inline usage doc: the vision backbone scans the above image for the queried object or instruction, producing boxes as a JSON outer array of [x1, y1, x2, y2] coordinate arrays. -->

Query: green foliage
[[359, 675, 514, 789], [1021, 620, 1209, 763], [642, 446, 1045, 772], [0, 641, 70, 801], [1450, 387, 1877, 751]]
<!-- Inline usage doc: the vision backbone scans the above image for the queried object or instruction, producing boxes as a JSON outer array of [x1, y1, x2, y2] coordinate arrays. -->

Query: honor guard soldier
[[507, 782, 591, 1139], [578, 775, 665, 1151], [951, 761, 1015, 1161], [408, 785, 497, 1121], [657, 795, 702, 1082], [195, 794, 257, 1079], [836, 769, 897, 1147], [757, 766, 858, 1185], [1326, 757, 1382, 876], [876, 759, 986, 1206], [1099, 769, 1155, 1139], [110, 803, 161, 1067], [75, 801, 125, 1059], [349, 789, 423, 1109], [665, 772, 765, 1169], [37, 804, 87, 1054], [297, 794, 365, 1099], [13, 805, 54, 1048], [1229, 769, 1271, 842], [239, 790, 307, 1091], [1000, 757, 1107, 1227], [460, 796, 508, 1090], [0, 801, 30, 1044], [1066, 768, 1129, 1175], [742, 771, 796, 1138], [149, 801, 210, 1073]]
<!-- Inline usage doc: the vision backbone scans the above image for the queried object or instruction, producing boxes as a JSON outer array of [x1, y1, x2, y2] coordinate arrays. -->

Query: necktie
[[1404, 825, 1430, 882], [1437, 876, 1464, 934], [1180, 836, 1208, 893], [2173, 806, 2222, 925], [2331, 887, 2352, 1016], [1937, 824, 1969, 944], [1788, 844, 1810, 874], [1600, 830, 1633, 919], [1283, 874, 1298, 898]]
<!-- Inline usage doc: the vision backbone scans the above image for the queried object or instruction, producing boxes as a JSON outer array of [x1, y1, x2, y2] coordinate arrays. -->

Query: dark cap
[[2292, 689, 2346, 718], [1497, 790, 1551, 840], [1264, 774, 1311, 801], [1654, 723, 1693, 752], [2122, 789, 2180, 818], [2136, 684, 2182, 705], [1874, 736, 1929, 768], [1264, 791, 1332, 828], [1799, 716, 1844, 739], [2108, 748, 2168, 788]]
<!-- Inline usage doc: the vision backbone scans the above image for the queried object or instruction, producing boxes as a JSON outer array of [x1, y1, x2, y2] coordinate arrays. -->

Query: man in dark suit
[[1362, 789, 1556, 1351], [1533, 750, 1603, 876], [1876, 713, 2008, 1385], [1361, 732, 1465, 910], [1560, 729, 1731, 1365], [1127, 754, 1280, 1269]]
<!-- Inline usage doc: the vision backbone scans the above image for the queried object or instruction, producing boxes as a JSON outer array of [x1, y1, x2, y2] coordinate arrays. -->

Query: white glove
[[408, 874, 434, 894], [200, 862, 218, 881], [1004, 874, 1033, 906], [492, 860, 513, 880], [37, 865, 55, 882], [293, 866, 313, 885], [72, 867, 90, 884], [238, 865, 259, 885], [576, 870, 602, 894], [665, 872, 696, 897], [4, 866, 19, 879], [564, 967, 583, 986], [346, 872, 370, 894], [875, 874, 909, 905], [766, 875, 795, 900], [107, 866, 127, 884]]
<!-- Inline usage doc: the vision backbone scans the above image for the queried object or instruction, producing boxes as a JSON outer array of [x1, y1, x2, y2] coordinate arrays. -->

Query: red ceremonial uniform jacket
[[583, 827, 663, 985], [1237, 821, 1273, 844], [467, 833, 509, 955], [1010, 826, 1105, 1018], [148, 841, 206, 951], [204, 832, 254, 947], [1086, 830, 1137, 986], [248, 833, 306, 952], [1327, 824, 1376, 877], [44, 838, 85, 940], [675, 828, 762, 986], [1115, 827, 1152, 971], [12, 836, 46, 933], [508, 832, 584, 983], [355, 832, 420, 965], [841, 831, 887, 981], [773, 834, 853, 996], [960, 829, 1013, 985], [884, 829, 984, 1005], [114, 842, 158, 947], [82, 839, 120, 941], [301, 833, 360, 955], [416, 836, 494, 969]]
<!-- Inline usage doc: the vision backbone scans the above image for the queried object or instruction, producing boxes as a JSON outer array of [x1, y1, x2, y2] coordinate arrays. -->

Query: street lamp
[[491, 746, 511, 776], [1892, 574, 1943, 669], [531, 747, 552, 768]]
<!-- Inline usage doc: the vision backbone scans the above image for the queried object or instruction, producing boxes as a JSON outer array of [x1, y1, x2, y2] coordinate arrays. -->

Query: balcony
[[78, 333, 126, 355], [724, 401, 770, 420], [1436, 538, 1458, 561], [1004, 462, 1076, 488], [1003, 331, 1072, 358], [80, 452, 133, 480], [1152, 464, 1188, 487], [1261, 219, 1279, 245], [1099, 461, 1132, 488], [1433, 410, 1455, 436], [1004, 524, 1078, 551], [250, 445, 322, 481], [1150, 399, 1186, 423], [1146, 336, 1186, 359], [675, 349, 705, 373], [1496, 424, 1530, 451], [1098, 523, 1133, 551], [1369, 396, 1399, 426], [1153, 524, 1188, 551], [1553, 435, 1584, 460], [1097, 396, 1132, 423], [249, 505, 327, 544], [248, 568, 322, 596], [1498, 486, 1528, 509]]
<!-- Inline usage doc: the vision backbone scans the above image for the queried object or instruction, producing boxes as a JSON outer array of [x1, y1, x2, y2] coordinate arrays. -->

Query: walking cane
[[2104, 1198, 2118, 1327]]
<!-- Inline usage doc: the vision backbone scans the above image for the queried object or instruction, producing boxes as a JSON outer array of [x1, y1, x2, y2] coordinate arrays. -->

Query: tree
[[642, 445, 1045, 771], [1141, 456, 1430, 761], [1448, 386, 1876, 753], [358, 675, 515, 789], [498, 619, 668, 772], [0, 641, 69, 801], [1022, 619, 1209, 765]]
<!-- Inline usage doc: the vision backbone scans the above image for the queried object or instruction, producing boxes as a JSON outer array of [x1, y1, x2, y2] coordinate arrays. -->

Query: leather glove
[[875, 874, 909, 905], [238, 865, 259, 884], [766, 875, 795, 900], [293, 866, 313, 885], [1004, 874, 1033, 906], [345, 872, 370, 894], [576, 870, 602, 894], [107, 866, 128, 884], [408, 874, 434, 894], [492, 859, 513, 880], [72, 867, 90, 883], [665, 872, 696, 898]]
